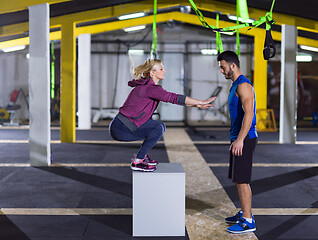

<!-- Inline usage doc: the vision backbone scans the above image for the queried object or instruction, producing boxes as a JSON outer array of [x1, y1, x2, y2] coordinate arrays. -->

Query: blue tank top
[[228, 75, 258, 141]]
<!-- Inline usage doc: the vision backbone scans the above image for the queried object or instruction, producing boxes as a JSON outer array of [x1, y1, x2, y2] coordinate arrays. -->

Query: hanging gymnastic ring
[[263, 29, 276, 60]]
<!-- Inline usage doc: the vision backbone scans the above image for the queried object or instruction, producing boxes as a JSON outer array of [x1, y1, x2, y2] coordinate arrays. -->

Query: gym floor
[[0, 124, 317, 239]]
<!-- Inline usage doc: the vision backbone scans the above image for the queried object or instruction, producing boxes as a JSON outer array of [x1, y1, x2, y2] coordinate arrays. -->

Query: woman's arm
[[147, 85, 216, 109], [185, 96, 216, 109]]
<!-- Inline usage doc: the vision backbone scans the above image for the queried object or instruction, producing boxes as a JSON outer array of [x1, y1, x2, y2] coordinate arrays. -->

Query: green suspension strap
[[188, 0, 276, 59], [189, 0, 223, 52], [236, 0, 251, 57], [216, 14, 223, 54], [150, 0, 158, 59], [236, 25, 240, 57], [50, 42, 55, 99], [236, 0, 241, 57], [219, 15, 269, 33], [188, 0, 217, 30], [218, 0, 276, 35], [263, 0, 276, 59], [237, 0, 249, 22], [189, 0, 259, 33], [189, 0, 275, 34]]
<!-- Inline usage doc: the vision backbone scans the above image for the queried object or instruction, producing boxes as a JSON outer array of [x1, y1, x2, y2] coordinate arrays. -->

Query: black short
[[228, 136, 257, 183]]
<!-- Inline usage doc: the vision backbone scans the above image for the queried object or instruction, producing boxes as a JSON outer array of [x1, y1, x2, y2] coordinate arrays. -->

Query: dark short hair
[[217, 50, 240, 68]]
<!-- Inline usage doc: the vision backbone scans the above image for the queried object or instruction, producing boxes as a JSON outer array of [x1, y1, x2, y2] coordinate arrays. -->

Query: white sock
[[244, 217, 253, 223]]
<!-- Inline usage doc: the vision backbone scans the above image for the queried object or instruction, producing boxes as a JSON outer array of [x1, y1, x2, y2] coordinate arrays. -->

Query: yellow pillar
[[60, 21, 76, 142], [254, 31, 268, 130], [254, 31, 267, 109]]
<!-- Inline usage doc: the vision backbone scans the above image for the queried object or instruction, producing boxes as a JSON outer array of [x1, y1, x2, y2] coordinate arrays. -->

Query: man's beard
[[225, 68, 234, 79]]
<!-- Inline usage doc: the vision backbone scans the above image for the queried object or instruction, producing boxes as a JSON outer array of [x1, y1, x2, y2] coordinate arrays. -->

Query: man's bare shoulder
[[236, 82, 253, 98]]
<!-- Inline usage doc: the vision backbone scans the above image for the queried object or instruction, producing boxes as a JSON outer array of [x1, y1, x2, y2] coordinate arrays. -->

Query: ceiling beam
[[0, 0, 179, 37], [0, 0, 71, 15], [1, 0, 318, 39], [1, 12, 318, 50], [52, 1, 179, 25]]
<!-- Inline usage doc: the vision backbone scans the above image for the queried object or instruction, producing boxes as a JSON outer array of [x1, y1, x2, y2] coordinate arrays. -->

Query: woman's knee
[[153, 121, 166, 137], [160, 122, 166, 133]]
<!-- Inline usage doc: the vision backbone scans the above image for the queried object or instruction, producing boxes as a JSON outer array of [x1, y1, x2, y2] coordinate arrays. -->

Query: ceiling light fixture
[[124, 25, 146, 32], [214, 31, 235, 36], [128, 49, 145, 55], [300, 45, 318, 53], [296, 54, 312, 62], [118, 12, 145, 20], [227, 14, 254, 24], [2, 45, 26, 53], [201, 49, 218, 55]]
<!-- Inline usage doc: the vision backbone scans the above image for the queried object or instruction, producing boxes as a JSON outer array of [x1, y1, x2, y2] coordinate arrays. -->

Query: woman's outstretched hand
[[185, 96, 216, 109], [197, 97, 216, 109], [202, 97, 217, 105]]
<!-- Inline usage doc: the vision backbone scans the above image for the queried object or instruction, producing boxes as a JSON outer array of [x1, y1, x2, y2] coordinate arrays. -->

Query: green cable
[[50, 42, 55, 99], [150, 0, 158, 59]]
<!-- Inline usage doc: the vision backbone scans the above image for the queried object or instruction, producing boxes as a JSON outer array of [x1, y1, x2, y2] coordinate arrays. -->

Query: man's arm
[[230, 82, 255, 156]]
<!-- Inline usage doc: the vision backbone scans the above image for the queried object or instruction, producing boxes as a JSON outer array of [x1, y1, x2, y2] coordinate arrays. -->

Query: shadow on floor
[[260, 200, 318, 240], [223, 167, 318, 202], [83, 215, 189, 239], [0, 215, 31, 240], [38, 167, 132, 198]]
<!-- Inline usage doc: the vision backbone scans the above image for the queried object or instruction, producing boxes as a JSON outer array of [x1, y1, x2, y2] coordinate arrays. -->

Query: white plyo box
[[133, 163, 185, 237]]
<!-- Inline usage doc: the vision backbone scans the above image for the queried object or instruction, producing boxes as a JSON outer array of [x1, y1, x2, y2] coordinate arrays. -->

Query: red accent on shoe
[[145, 155, 159, 166]]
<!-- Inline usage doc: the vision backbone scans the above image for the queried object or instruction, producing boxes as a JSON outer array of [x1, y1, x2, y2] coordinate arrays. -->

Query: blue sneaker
[[225, 210, 243, 224], [227, 217, 256, 234]]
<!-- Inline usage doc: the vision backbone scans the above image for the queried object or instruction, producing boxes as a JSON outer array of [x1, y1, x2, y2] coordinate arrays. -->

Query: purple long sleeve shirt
[[118, 77, 186, 130]]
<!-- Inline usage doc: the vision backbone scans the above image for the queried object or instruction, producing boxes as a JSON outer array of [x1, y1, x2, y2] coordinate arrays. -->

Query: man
[[217, 50, 258, 234]]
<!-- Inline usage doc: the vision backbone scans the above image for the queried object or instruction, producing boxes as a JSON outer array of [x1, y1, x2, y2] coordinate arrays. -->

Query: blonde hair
[[132, 59, 162, 79]]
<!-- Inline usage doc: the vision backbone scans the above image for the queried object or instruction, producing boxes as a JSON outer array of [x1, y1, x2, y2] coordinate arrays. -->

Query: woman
[[109, 58, 215, 172]]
